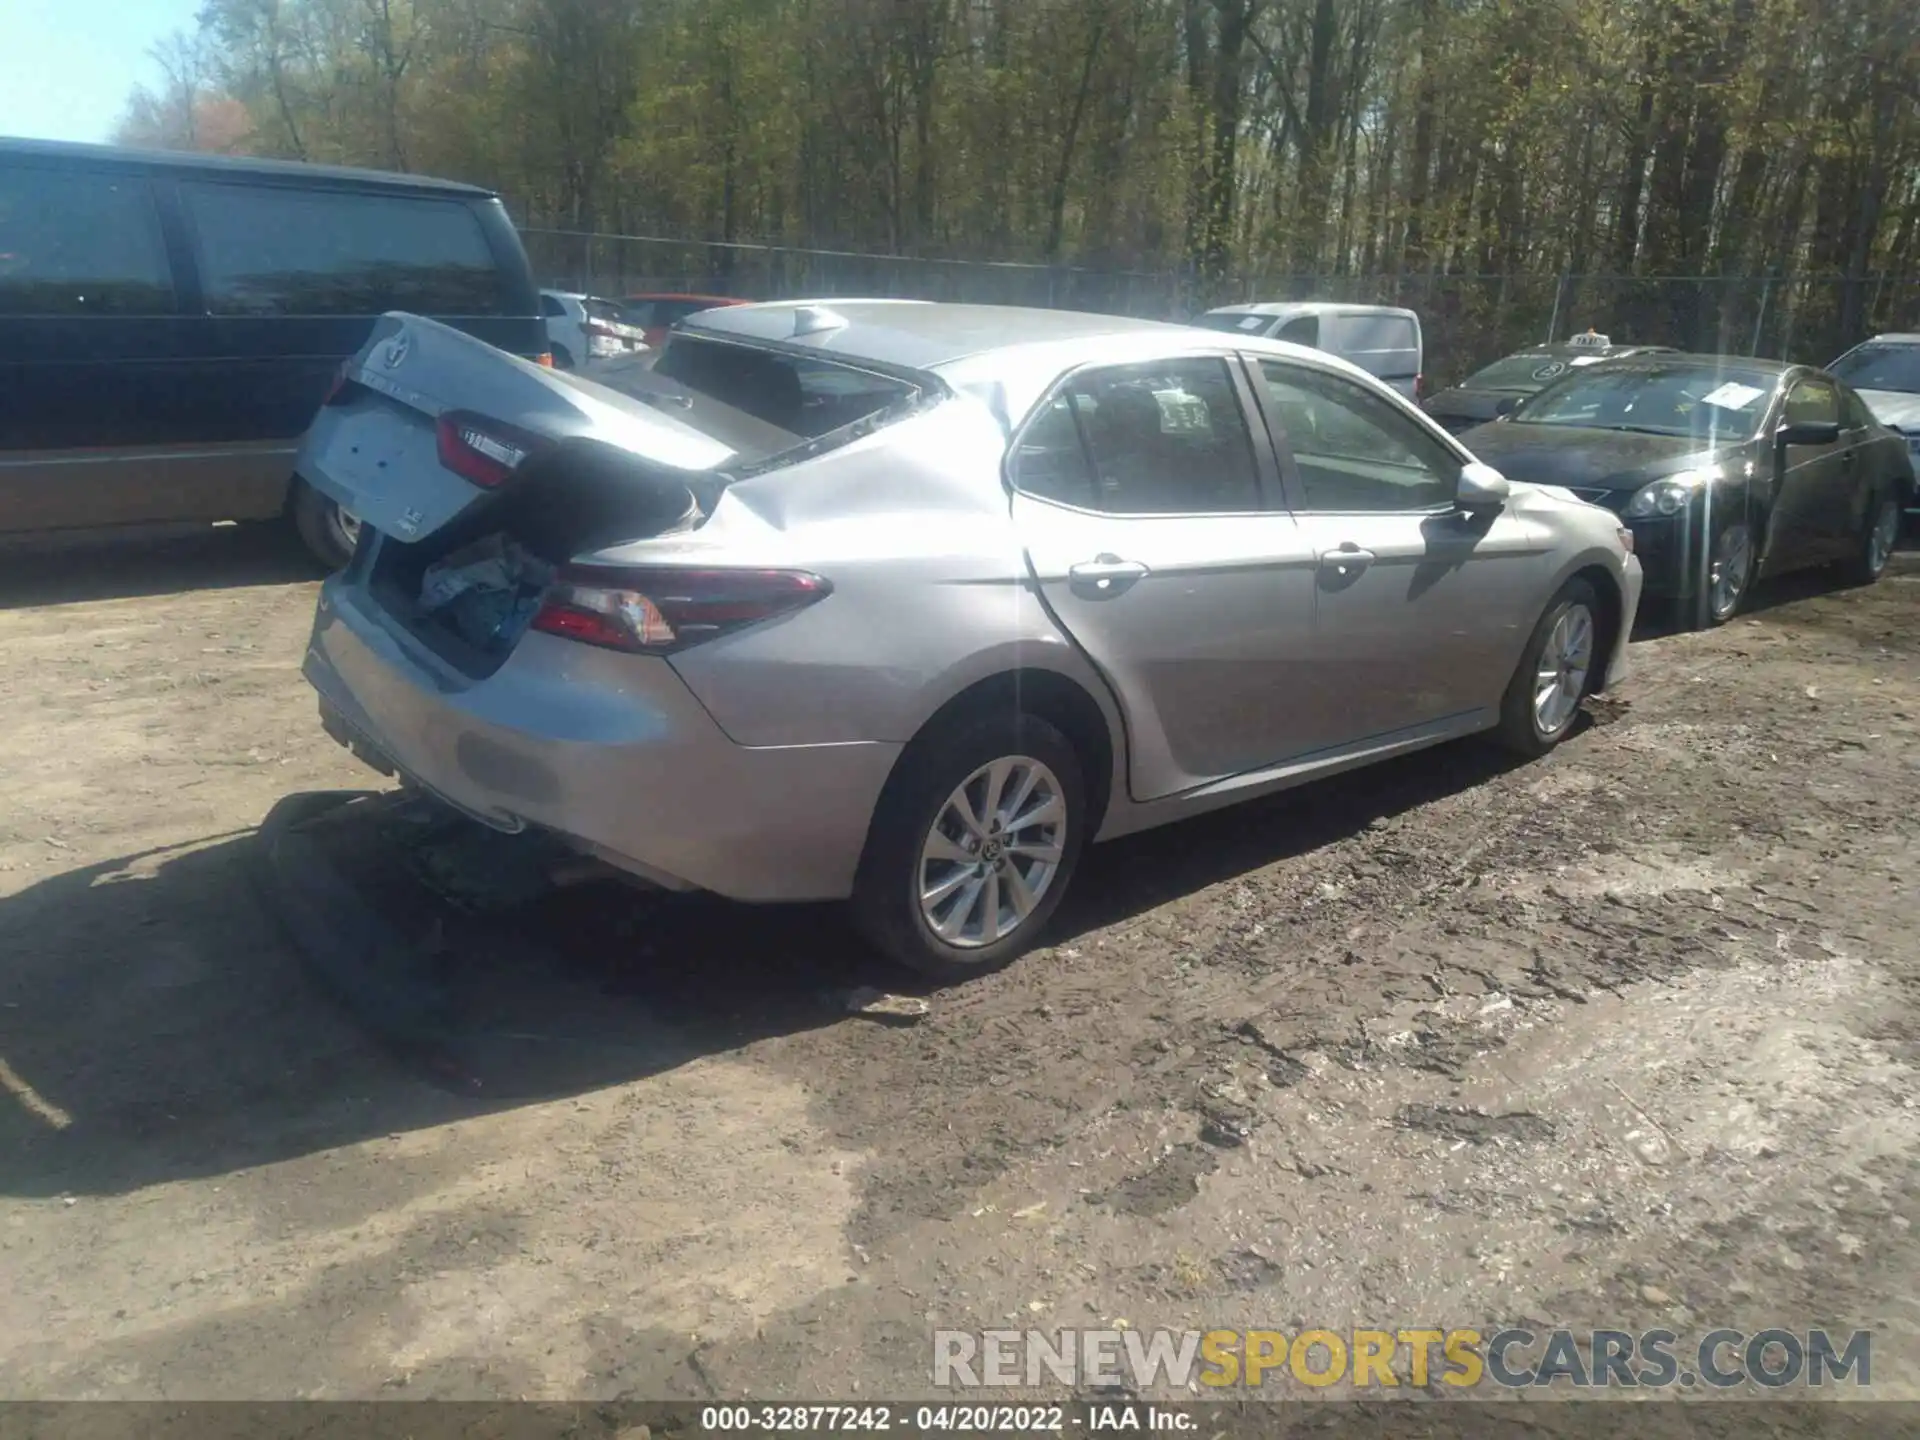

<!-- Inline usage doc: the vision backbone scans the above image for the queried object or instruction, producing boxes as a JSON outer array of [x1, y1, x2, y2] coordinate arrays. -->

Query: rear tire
[[851, 712, 1087, 981], [551, 344, 575, 371], [1837, 487, 1900, 587], [291, 478, 360, 571], [1494, 578, 1600, 759]]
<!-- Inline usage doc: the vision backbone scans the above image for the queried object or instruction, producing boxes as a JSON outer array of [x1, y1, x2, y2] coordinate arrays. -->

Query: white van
[[1192, 302, 1424, 401]]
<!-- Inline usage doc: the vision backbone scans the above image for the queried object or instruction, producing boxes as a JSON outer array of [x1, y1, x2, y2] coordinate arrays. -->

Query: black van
[[0, 138, 546, 568]]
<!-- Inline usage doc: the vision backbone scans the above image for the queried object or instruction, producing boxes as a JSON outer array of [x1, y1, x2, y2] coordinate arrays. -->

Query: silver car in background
[[295, 301, 1642, 977]]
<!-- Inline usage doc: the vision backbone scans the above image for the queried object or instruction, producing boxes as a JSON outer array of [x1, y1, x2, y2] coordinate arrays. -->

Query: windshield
[[1460, 352, 1609, 393], [1512, 363, 1776, 439], [1829, 343, 1920, 395]]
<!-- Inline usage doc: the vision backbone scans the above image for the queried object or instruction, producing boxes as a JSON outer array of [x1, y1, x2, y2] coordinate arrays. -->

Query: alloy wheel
[[1868, 499, 1900, 577], [328, 502, 364, 560], [1709, 522, 1753, 621], [1532, 602, 1593, 738], [919, 755, 1067, 949]]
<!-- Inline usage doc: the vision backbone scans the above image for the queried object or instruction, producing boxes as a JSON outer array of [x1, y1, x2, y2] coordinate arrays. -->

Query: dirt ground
[[1, 524, 1918, 1408]]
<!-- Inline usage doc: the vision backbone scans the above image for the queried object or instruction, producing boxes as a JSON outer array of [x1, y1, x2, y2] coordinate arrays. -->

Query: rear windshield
[[1192, 312, 1271, 335], [652, 335, 918, 440]]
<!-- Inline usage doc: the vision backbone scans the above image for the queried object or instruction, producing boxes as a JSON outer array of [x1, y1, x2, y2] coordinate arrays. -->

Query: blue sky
[[1, 0, 205, 144]]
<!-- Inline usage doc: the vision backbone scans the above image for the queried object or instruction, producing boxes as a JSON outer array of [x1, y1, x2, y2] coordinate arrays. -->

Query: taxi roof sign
[[1567, 330, 1612, 349]]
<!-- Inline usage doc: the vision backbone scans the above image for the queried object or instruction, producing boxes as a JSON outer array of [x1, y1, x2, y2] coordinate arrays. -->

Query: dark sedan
[[1424, 336, 1675, 434], [1461, 355, 1914, 626]]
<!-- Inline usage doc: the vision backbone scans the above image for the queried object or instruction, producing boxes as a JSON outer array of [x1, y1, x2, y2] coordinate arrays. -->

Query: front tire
[[1837, 487, 1900, 587], [1701, 518, 1754, 627], [291, 478, 362, 571], [852, 713, 1087, 980], [1494, 578, 1600, 759]]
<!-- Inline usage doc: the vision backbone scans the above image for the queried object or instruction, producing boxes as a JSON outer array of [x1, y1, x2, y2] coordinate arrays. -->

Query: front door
[[1246, 355, 1555, 741], [1769, 375, 1854, 569], [1009, 355, 1321, 802]]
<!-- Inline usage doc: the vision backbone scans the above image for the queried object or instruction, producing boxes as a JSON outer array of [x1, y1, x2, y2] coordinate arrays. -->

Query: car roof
[[1576, 351, 1800, 377], [1856, 333, 1920, 346], [0, 135, 497, 198], [682, 299, 1200, 370], [1522, 341, 1674, 358], [1204, 301, 1418, 319]]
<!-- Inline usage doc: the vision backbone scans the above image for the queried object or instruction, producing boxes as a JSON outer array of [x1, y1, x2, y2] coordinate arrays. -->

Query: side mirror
[[1494, 395, 1522, 417], [1456, 461, 1511, 512], [1777, 419, 1841, 447]]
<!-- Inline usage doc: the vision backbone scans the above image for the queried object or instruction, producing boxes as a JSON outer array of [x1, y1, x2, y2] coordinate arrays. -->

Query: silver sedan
[[295, 301, 1642, 977]]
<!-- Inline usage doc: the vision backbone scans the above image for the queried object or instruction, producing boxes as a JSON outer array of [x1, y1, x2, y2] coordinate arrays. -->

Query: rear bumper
[[302, 577, 902, 902]]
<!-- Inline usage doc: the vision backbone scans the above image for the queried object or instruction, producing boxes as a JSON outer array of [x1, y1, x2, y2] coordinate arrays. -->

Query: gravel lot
[[1, 526, 1917, 1405]]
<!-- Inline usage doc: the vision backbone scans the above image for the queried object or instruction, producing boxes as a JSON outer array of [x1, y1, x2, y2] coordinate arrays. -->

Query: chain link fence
[[522, 228, 1920, 384]]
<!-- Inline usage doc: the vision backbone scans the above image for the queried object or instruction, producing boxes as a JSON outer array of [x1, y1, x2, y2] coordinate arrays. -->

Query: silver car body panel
[[298, 304, 1640, 903]]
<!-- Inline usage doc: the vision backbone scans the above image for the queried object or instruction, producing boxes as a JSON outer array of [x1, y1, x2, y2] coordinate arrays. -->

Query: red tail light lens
[[322, 362, 352, 406], [530, 566, 832, 654], [435, 412, 539, 489]]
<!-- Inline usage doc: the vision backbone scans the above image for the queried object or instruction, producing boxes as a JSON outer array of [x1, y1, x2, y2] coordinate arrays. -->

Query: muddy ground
[[1, 525, 1918, 1411]]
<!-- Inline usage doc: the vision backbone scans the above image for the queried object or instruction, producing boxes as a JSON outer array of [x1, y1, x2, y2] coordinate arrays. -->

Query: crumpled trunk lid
[[296, 312, 743, 546]]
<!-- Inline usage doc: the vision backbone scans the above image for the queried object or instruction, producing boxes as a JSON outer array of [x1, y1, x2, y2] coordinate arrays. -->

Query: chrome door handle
[[1320, 544, 1376, 574], [1068, 555, 1149, 594]]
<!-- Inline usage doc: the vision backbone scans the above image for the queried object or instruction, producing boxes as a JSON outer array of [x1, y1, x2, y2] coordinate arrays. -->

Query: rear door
[[0, 159, 206, 533], [1330, 311, 1421, 399], [1248, 355, 1551, 738], [1009, 354, 1322, 801]]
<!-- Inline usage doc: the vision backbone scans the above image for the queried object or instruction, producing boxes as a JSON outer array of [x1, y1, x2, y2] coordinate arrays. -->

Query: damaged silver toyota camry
[[296, 300, 1642, 977]]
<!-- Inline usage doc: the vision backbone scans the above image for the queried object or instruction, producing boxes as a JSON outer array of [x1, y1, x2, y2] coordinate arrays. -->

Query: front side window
[[184, 183, 505, 317], [1256, 359, 1459, 512], [0, 165, 173, 316], [1784, 377, 1839, 427], [1014, 357, 1262, 515]]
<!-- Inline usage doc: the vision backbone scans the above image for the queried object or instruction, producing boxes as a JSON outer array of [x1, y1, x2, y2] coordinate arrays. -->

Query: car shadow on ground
[[0, 523, 319, 610], [0, 723, 1553, 1202]]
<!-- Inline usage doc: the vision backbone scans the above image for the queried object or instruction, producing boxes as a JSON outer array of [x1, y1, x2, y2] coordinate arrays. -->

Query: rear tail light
[[435, 411, 541, 489], [530, 565, 831, 654], [535, 352, 555, 368]]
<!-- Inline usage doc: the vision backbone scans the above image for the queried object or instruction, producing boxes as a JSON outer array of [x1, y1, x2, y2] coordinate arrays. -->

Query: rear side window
[[1013, 358, 1262, 515], [540, 294, 565, 317], [0, 165, 173, 315], [183, 183, 505, 317]]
